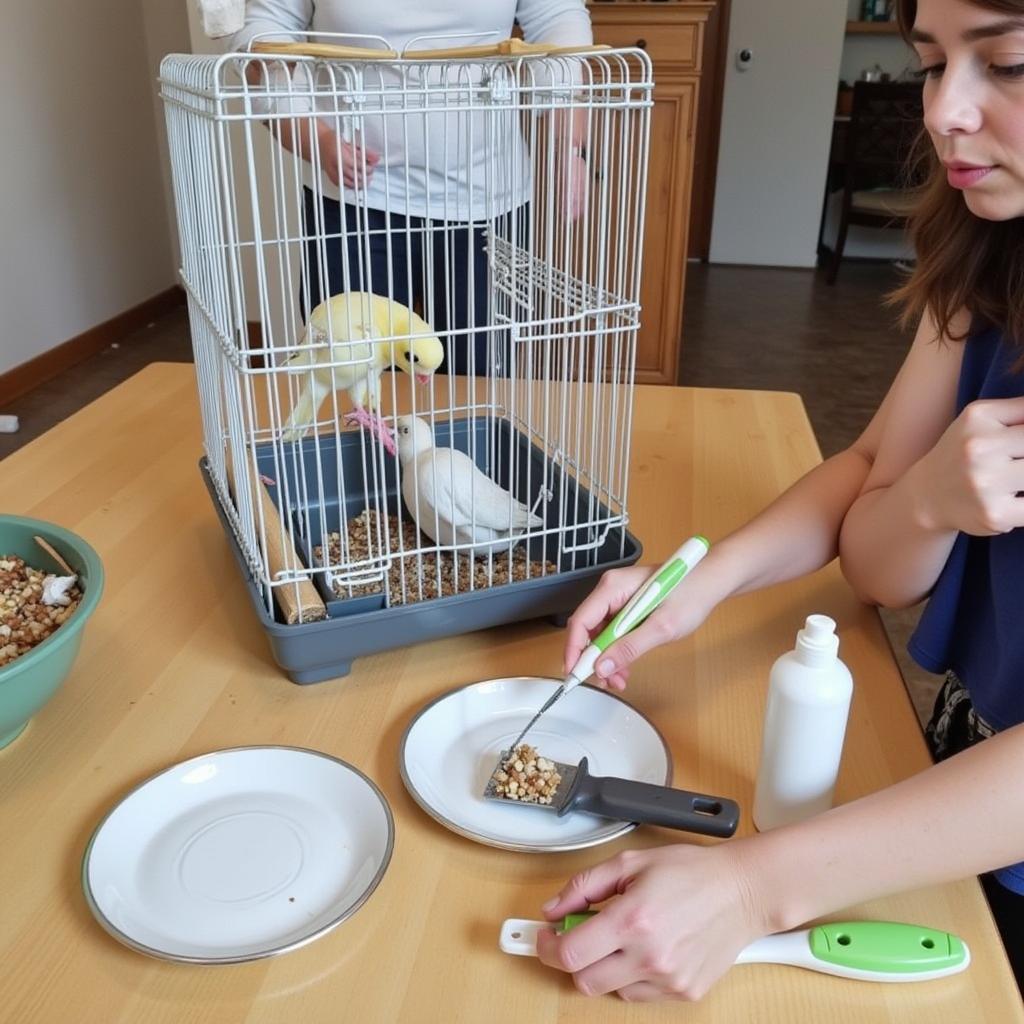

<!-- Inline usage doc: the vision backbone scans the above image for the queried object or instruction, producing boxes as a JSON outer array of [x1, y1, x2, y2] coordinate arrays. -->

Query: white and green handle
[[499, 914, 970, 983], [566, 535, 710, 688]]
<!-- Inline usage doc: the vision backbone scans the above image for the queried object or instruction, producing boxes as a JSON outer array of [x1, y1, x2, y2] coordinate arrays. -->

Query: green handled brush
[[499, 914, 970, 983], [506, 535, 711, 753]]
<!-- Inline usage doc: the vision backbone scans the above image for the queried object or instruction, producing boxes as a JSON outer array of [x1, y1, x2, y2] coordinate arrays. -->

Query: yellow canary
[[280, 292, 445, 450]]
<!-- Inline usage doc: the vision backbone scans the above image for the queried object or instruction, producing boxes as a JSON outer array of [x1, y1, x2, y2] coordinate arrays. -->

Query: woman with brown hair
[[537, 0, 1024, 1002]]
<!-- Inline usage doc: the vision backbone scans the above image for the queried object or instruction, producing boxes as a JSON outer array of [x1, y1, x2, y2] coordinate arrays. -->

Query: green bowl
[[0, 515, 104, 749]]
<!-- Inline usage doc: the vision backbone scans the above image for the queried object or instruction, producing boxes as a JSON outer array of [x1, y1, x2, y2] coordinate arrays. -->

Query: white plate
[[82, 746, 394, 964], [400, 677, 672, 852]]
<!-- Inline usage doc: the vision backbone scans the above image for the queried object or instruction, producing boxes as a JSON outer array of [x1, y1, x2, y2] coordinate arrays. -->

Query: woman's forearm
[[699, 445, 875, 605], [744, 722, 1024, 934], [243, 58, 323, 167], [839, 459, 958, 608], [273, 113, 327, 166]]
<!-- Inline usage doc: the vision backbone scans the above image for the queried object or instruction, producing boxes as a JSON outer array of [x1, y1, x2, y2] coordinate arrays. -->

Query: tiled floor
[[681, 260, 911, 456], [1, 261, 940, 723]]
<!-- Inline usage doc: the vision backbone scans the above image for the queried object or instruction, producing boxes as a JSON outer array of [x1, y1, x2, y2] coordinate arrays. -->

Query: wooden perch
[[250, 38, 609, 62], [229, 465, 327, 625]]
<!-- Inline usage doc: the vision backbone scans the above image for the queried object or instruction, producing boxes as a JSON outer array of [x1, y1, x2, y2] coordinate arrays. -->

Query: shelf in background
[[846, 20, 900, 34]]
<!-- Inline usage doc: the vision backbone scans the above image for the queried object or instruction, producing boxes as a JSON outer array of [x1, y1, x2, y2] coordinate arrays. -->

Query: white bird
[[279, 292, 445, 451], [395, 415, 544, 557]]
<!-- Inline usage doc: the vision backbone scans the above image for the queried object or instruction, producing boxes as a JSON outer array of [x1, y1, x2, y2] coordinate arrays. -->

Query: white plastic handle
[[500, 919, 549, 956]]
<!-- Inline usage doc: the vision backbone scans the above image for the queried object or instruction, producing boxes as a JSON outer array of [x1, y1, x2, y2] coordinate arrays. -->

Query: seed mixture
[[0, 556, 81, 668], [490, 744, 562, 805], [314, 508, 556, 605]]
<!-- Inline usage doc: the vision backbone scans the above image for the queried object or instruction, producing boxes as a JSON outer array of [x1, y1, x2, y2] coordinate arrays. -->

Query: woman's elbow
[[838, 556, 882, 606], [837, 529, 927, 609], [838, 552, 927, 609]]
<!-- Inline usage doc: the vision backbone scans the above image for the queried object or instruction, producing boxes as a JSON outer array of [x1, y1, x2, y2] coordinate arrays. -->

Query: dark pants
[[927, 673, 1024, 996], [302, 189, 514, 376]]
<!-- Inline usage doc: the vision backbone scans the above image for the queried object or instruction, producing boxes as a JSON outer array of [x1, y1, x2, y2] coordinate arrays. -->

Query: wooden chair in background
[[826, 80, 924, 284]]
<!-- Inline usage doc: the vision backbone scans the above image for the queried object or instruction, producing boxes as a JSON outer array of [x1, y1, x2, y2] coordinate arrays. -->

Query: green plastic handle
[[558, 911, 598, 933], [590, 536, 709, 654], [808, 921, 968, 975]]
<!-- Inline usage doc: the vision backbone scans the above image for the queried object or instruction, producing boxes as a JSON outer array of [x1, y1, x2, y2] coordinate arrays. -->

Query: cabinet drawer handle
[[635, 38, 647, 50]]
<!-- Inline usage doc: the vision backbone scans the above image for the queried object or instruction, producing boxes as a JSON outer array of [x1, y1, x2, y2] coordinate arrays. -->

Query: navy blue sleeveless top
[[908, 325, 1024, 892]]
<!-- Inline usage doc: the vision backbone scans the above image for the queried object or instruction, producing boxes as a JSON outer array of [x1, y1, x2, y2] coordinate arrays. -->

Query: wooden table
[[2, 363, 1019, 1022]]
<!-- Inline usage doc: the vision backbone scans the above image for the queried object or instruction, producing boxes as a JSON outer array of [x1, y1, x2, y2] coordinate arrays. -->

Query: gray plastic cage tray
[[203, 416, 641, 683]]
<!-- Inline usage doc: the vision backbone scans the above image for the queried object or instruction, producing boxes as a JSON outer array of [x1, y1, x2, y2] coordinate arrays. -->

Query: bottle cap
[[796, 614, 839, 659]]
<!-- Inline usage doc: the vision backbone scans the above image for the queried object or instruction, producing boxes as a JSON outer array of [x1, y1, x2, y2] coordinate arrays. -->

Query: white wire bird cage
[[160, 35, 653, 682]]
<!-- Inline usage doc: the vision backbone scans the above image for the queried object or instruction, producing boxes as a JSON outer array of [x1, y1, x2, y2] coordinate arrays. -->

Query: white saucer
[[82, 746, 394, 963], [400, 677, 672, 852]]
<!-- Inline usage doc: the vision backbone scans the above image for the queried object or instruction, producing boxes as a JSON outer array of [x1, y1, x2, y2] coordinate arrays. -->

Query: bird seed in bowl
[[0, 556, 81, 668]]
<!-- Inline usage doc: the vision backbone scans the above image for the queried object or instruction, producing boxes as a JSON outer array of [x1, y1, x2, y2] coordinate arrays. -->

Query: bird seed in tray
[[314, 508, 557, 605], [0, 556, 81, 668], [490, 744, 562, 804]]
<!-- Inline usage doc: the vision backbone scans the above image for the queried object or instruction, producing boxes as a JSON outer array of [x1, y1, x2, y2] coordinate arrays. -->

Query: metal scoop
[[484, 752, 739, 838]]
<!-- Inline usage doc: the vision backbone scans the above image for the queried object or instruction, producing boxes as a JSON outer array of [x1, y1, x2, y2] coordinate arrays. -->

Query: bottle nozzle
[[796, 614, 839, 660], [802, 614, 835, 643]]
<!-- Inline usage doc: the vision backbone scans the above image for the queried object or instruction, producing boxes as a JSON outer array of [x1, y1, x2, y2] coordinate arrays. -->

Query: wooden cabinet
[[589, 1, 712, 384]]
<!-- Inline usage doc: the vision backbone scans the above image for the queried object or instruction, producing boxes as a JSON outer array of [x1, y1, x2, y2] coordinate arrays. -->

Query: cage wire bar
[[159, 38, 652, 674]]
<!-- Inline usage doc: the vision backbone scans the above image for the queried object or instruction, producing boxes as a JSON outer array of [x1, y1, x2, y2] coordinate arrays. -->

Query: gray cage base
[[201, 419, 641, 684]]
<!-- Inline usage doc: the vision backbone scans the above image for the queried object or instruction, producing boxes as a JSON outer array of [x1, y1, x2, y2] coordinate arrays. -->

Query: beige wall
[[143, 0, 194, 275], [0, 0, 190, 376]]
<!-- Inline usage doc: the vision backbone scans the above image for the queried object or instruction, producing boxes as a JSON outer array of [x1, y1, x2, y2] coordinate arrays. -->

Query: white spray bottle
[[753, 614, 853, 831]]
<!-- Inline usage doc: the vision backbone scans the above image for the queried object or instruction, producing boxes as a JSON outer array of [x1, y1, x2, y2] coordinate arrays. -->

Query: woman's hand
[[314, 123, 380, 190], [270, 114, 380, 190], [912, 395, 1024, 536], [563, 564, 717, 692], [536, 844, 769, 1002]]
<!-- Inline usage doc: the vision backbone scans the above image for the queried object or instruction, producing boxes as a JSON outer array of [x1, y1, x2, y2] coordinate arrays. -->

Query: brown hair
[[892, 0, 1024, 357]]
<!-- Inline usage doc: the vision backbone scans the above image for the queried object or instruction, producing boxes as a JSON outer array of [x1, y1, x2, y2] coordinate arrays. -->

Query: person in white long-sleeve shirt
[[230, 0, 592, 374]]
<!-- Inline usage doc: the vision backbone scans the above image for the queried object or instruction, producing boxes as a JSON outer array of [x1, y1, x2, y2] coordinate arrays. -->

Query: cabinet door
[[637, 79, 697, 384]]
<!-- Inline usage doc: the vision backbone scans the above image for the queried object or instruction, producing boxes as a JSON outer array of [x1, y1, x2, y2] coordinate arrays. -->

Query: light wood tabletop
[[1, 362, 1019, 1023]]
